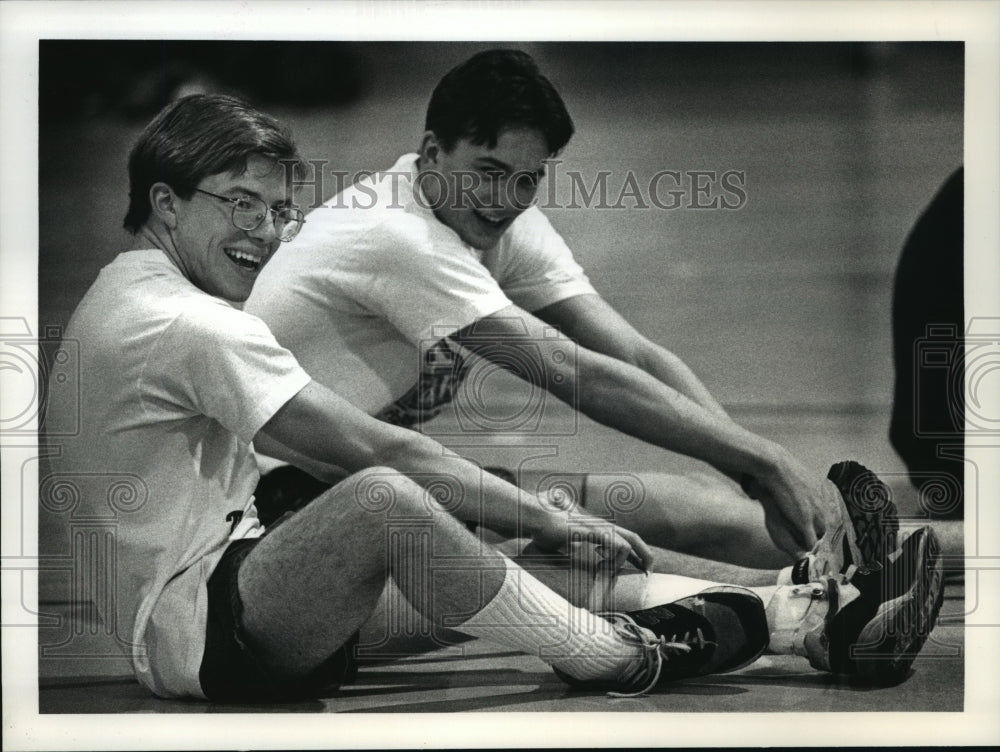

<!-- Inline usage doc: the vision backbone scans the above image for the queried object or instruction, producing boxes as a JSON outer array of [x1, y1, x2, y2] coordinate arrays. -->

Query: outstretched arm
[[255, 380, 654, 570], [450, 303, 838, 556], [534, 293, 729, 419]]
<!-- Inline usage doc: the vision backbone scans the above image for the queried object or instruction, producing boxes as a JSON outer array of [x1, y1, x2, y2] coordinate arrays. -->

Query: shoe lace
[[603, 613, 715, 699]]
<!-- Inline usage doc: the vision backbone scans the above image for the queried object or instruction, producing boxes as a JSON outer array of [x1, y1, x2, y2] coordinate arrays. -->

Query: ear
[[418, 131, 441, 166], [148, 183, 179, 229]]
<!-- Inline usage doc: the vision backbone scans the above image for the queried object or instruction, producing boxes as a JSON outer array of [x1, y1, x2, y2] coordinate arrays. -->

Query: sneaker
[[789, 461, 901, 583], [554, 587, 768, 697], [800, 525, 944, 685]]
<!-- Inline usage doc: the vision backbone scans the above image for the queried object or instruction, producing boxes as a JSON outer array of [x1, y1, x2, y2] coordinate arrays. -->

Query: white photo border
[[2, 1, 998, 749]]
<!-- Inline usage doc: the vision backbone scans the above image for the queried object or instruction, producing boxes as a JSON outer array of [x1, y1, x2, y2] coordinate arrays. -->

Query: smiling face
[[418, 127, 550, 250], [169, 154, 289, 302]]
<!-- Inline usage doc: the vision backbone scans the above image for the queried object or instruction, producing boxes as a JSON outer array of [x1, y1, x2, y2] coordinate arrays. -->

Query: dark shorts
[[199, 535, 360, 703]]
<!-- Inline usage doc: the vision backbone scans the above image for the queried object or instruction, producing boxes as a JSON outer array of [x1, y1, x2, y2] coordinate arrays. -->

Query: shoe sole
[[827, 461, 901, 573], [850, 526, 945, 685]]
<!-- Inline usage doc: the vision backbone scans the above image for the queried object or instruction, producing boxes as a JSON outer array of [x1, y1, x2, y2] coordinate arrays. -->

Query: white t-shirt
[[43, 250, 311, 698], [245, 153, 596, 426]]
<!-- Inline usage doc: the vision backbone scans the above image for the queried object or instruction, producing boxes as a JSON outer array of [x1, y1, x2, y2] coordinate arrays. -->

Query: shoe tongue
[[631, 604, 716, 667], [791, 557, 813, 584]]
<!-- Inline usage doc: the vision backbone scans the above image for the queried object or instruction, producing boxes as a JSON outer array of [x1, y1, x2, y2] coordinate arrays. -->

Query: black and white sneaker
[[554, 587, 768, 697], [798, 525, 945, 685], [788, 461, 901, 584]]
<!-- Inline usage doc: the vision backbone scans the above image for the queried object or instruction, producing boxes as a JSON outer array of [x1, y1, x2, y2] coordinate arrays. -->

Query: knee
[[325, 466, 473, 533], [342, 466, 439, 520], [349, 465, 415, 492], [299, 467, 408, 535]]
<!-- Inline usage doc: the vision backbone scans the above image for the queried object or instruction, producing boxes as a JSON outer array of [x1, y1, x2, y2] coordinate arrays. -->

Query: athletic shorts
[[198, 535, 360, 703]]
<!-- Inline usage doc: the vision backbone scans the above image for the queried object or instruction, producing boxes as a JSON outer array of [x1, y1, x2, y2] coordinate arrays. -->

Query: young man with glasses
[[45, 93, 940, 703]]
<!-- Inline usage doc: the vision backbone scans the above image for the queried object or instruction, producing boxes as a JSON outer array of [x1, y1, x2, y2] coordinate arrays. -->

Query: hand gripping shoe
[[554, 586, 769, 697], [787, 461, 901, 585], [789, 525, 944, 685]]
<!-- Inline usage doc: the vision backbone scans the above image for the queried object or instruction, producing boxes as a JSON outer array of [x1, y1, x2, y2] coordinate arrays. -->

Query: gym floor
[[25, 39, 990, 746]]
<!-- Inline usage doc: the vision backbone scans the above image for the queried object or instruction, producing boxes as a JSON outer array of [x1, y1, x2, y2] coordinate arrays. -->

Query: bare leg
[[510, 469, 793, 569], [647, 545, 782, 585], [238, 466, 652, 685], [491, 534, 781, 587], [513, 542, 779, 592], [238, 466, 507, 678]]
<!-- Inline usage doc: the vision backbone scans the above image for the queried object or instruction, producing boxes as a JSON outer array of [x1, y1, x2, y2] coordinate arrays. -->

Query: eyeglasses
[[194, 189, 305, 242]]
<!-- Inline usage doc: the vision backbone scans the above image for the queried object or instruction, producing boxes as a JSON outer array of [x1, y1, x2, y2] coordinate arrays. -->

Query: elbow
[[629, 336, 667, 372], [335, 427, 411, 475]]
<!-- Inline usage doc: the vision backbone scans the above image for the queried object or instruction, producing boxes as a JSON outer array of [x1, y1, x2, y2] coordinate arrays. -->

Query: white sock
[[456, 557, 641, 682]]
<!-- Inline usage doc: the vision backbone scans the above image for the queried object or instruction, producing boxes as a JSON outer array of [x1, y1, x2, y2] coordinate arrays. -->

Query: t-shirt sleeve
[[353, 220, 512, 344], [493, 207, 597, 312], [142, 303, 311, 443]]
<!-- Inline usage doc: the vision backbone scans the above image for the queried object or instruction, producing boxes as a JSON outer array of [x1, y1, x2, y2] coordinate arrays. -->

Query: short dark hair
[[123, 94, 301, 233], [425, 49, 574, 155]]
